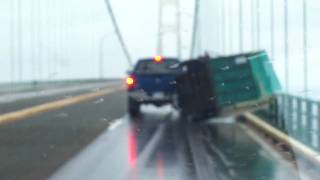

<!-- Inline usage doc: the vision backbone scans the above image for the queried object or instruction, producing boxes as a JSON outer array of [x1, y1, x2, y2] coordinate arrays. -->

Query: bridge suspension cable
[[190, 0, 200, 58], [104, 0, 133, 67]]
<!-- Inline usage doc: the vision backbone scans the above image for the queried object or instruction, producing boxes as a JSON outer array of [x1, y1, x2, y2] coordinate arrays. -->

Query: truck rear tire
[[128, 97, 140, 117]]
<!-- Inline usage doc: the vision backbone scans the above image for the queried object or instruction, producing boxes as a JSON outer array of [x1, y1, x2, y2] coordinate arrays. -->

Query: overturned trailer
[[176, 51, 281, 120]]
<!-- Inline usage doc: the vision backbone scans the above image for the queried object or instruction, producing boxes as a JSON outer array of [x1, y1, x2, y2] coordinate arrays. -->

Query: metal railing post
[[269, 96, 278, 126], [287, 96, 293, 135], [275, 95, 281, 128], [267, 97, 273, 123], [306, 101, 312, 146], [297, 98, 303, 139], [279, 94, 286, 131]]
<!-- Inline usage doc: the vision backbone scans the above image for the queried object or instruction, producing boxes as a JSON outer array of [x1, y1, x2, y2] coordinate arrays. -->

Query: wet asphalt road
[[49, 115, 303, 180], [0, 84, 309, 180], [0, 86, 126, 180]]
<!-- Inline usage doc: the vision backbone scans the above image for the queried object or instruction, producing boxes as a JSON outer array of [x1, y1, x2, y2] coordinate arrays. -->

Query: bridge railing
[[256, 94, 320, 151]]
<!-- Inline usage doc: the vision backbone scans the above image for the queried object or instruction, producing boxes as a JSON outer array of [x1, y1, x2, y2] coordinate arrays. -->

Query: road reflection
[[126, 113, 303, 180], [126, 113, 188, 180], [197, 122, 301, 180], [128, 127, 138, 168]]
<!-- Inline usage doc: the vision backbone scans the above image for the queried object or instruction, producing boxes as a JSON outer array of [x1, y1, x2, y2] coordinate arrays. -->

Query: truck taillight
[[154, 55, 163, 63], [126, 76, 136, 90]]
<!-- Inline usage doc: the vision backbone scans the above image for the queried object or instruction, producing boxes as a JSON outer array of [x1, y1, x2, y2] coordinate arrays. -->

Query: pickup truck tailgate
[[135, 74, 177, 94]]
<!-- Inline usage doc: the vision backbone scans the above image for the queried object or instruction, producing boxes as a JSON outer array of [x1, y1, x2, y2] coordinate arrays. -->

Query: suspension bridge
[[0, 0, 319, 179]]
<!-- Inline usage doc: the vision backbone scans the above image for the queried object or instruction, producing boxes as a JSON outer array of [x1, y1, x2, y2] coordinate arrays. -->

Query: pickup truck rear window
[[135, 60, 181, 74]]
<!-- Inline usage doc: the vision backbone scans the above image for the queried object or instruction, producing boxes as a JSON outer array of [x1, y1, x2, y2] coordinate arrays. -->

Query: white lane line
[[48, 116, 128, 180], [125, 124, 166, 179], [135, 124, 165, 167], [109, 118, 124, 131]]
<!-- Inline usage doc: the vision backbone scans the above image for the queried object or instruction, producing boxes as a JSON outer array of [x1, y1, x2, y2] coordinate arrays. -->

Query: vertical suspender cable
[[17, 0, 23, 81], [58, 0, 63, 77], [284, 0, 289, 91], [218, 0, 223, 54], [222, 0, 226, 54], [251, 0, 255, 49], [34, 0, 39, 80], [217, 0, 221, 54], [157, 0, 163, 55], [176, 0, 182, 59], [190, 0, 200, 58], [256, 0, 260, 49], [37, 0, 43, 80], [30, 0, 36, 81], [239, 0, 243, 52], [104, 0, 133, 67], [229, 0, 233, 53], [10, 0, 16, 83], [46, 0, 51, 79], [270, 0, 275, 60], [53, 0, 58, 78], [302, 0, 308, 96]]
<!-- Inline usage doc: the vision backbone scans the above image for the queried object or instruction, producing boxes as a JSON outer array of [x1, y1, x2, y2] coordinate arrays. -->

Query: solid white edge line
[[48, 117, 126, 180]]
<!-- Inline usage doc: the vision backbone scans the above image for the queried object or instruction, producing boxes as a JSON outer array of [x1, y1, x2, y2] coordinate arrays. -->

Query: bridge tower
[[157, 0, 181, 58]]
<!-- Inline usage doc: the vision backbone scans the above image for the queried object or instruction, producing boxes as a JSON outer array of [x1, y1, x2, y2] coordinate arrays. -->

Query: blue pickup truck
[[126, 56, 181, 116]]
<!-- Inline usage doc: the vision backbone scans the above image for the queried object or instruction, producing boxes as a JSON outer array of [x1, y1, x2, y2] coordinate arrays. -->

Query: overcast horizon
[[1, 0, 320, 98]]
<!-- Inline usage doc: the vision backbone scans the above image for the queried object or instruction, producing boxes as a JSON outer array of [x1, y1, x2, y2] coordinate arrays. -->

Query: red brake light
[[126, 76, 136, 90], [154, 55, 163, 63], [126, 77, 134, 85]]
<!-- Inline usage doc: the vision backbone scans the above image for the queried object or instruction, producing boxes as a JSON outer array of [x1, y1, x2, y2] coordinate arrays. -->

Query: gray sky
[[193, 0, 320, 97], [0, 0, 194, 81], [0, 0, 319, 97]]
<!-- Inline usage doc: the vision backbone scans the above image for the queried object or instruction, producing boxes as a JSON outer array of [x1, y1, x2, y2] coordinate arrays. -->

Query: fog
[[0, 0, 319, 98]]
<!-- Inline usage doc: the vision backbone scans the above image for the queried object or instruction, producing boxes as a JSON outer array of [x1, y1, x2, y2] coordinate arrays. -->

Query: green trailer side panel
[[207, 50, 281, 108], [249, 52, 282, 95], [218, 90, 260, 106], [215, 81, 256, 93], [214, 68, 252, 82], [208, 56, 261, 107]]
